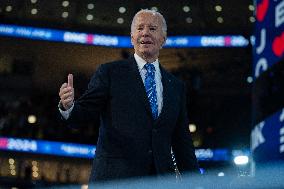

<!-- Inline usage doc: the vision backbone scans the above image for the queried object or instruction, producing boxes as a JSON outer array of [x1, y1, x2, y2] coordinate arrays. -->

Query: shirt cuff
[[58, 102, 74, 120]]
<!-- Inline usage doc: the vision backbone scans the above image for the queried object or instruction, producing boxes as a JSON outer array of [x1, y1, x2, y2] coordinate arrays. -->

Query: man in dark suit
[[59, 9, 199, 183]]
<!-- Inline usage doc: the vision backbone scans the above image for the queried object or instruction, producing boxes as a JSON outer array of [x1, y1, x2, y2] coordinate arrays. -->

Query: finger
[[59, 83, 68, 96], [62, 98, 73, 106], [68, 74, 73, 88], [60, 90, 72, 100], [61, 91, 73, 100], [60, 83, 68, 90], [59, 86, 72, 97], [62, 98, 72, 104], [58, 83, 67, 96]]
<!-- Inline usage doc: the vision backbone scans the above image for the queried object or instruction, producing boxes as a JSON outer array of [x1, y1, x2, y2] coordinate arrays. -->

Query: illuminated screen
[[252, 0, 284, 162], [0, 24, 249, 48]]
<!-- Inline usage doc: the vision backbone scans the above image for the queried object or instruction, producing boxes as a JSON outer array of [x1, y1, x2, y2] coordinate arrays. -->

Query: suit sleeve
[[172, 83, 199, 174], [65, 64, 110, 126]]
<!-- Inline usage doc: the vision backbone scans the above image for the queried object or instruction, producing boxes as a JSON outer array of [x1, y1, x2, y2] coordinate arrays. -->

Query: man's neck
[[137, 53, 158, 63]]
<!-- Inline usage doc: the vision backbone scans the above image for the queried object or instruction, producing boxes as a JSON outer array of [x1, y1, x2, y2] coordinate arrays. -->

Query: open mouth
[[140, 40, 153, 45]]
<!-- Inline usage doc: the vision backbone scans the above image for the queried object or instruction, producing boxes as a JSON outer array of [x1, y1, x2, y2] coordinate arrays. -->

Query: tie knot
[[144, 63, 155, 73]]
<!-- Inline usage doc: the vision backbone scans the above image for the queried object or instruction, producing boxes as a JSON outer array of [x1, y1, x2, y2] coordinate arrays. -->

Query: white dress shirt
[[134, 53, 163, 116], [60, 53, 164, 119]]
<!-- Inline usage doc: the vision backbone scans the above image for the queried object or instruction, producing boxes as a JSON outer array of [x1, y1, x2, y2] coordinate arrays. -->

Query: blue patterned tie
[[144, 63, 158, 120]]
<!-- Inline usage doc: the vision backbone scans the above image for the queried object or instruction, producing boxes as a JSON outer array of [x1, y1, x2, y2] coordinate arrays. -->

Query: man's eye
[[137, 27, 143, 31], [150, 28, 156, 31]]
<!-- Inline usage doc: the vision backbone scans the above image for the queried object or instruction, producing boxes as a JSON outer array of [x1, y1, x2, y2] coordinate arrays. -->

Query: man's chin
[[141, 51, 153, 57], [141, 47, 155, 54]]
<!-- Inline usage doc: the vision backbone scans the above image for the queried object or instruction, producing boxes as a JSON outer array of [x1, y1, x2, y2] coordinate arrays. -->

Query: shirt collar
[[134, 53, 159, 72]]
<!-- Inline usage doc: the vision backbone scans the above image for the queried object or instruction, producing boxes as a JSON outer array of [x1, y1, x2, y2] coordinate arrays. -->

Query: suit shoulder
[[89, 60, 127, 83], [100, 59, 130, 69]]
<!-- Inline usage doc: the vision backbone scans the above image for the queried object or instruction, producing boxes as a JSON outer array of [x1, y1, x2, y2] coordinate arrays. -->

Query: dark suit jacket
[[65, 56, 199, 183]]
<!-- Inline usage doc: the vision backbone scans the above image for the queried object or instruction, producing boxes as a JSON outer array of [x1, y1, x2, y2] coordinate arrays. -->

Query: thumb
[[67, 74, 73, 88]]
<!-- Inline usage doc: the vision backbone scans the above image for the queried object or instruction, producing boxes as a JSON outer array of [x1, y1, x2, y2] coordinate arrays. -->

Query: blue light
[[0, 137, 96, 159], [0, 24, 249, 48], [0, 137, 249, 161], [199, 168, 205, 174]]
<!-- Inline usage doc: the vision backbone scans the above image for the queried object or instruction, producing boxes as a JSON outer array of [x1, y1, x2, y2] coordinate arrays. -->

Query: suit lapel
[[127, 57, 153, 118], [155, 65, 173, 124], [126, 57, 174, 123]]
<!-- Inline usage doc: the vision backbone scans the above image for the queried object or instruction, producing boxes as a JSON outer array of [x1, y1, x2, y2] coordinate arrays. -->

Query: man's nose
[[141, 28, 150, 36]]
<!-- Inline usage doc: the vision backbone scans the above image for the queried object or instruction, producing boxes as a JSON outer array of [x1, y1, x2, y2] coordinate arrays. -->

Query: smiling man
[[58, 9, 199, 183], [131, 10, 166, 63]]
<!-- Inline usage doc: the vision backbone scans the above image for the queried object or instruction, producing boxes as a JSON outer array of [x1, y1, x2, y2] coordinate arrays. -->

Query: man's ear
[[163, 36, 167, 45], [161, 36, 167, 49], [130, 33, 134, 45]]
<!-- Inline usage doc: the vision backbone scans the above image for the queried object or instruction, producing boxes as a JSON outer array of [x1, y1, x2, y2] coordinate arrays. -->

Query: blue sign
[[0, 137, 96, 159], [253, 0, 284, 78], [251, 108, 284, 162], [251, 0, 284, 165], [0, 24, 249, 48], [195, 148, 230, 161], [0, 137, 245, 161]]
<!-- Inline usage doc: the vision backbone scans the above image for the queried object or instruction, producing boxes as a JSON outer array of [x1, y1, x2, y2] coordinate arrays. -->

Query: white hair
[[131, 9, 167, 36]]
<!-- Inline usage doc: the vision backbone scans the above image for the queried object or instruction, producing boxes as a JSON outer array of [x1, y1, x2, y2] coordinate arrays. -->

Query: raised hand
[[59, 74, 74, 110]]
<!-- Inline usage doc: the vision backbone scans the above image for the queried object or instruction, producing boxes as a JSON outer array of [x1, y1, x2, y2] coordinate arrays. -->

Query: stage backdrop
[[251, 0, 284, 164]]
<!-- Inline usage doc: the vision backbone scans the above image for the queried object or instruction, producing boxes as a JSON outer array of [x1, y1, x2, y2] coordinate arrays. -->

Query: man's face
[[131, 12, 166, 61]]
